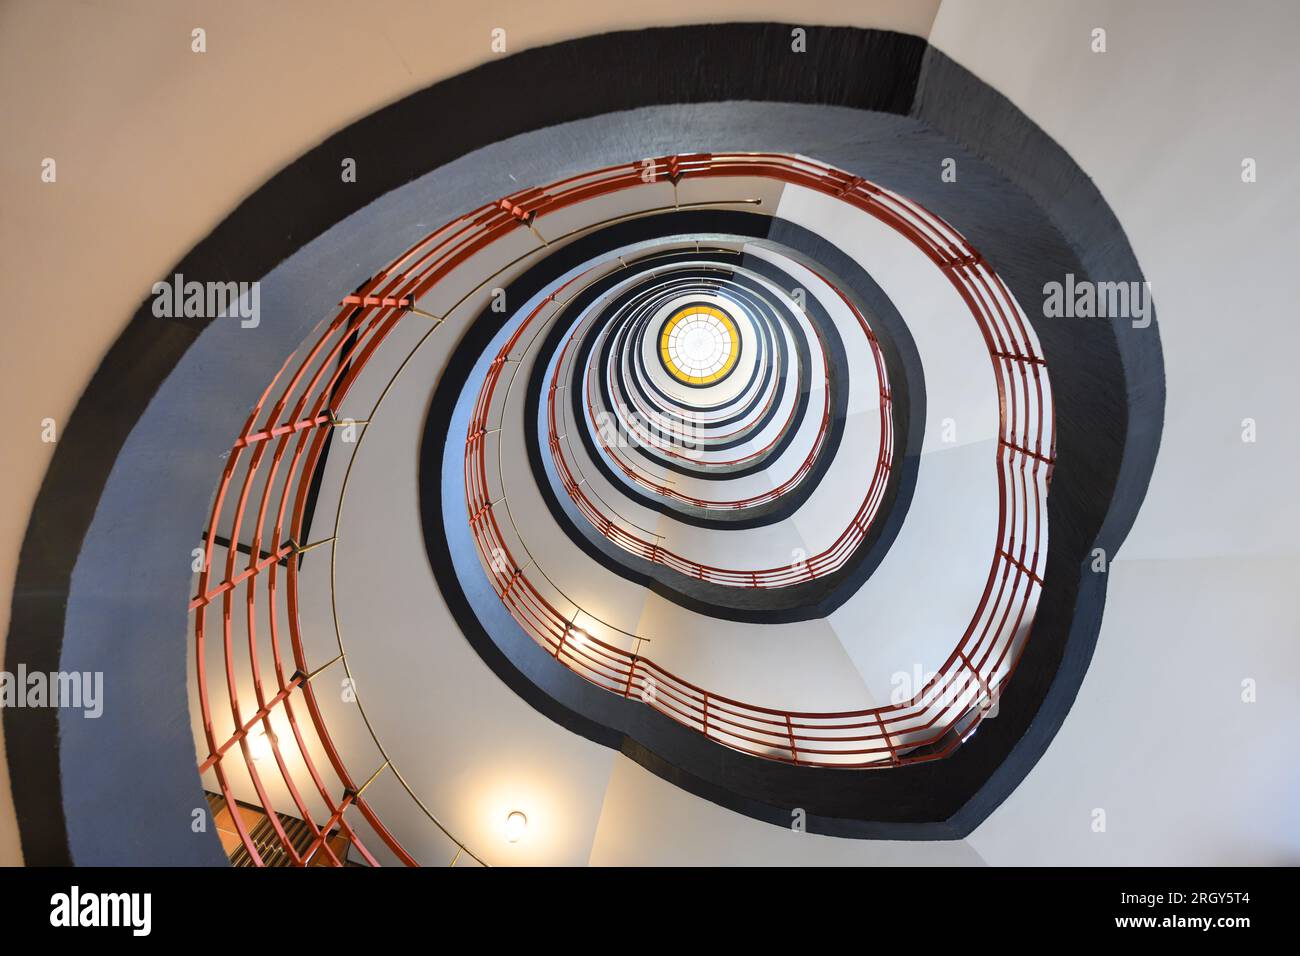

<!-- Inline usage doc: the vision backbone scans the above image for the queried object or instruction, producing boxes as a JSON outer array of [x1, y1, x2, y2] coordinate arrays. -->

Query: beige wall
[[0, 0, 937, 865]]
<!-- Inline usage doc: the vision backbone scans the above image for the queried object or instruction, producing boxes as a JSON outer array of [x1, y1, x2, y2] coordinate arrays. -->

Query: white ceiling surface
[[651, 501, 813, 576], [934, 0, 1300, 564], [968, 554, 1300, 865], [633, 593, 877, 712], [929, 0, 1300, 864]]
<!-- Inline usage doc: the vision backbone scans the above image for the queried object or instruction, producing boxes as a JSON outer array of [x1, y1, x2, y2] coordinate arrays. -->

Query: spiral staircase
[[3, 2, 1298, 867]]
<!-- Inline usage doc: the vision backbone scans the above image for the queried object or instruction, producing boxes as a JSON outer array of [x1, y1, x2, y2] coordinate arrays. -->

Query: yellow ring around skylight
[[659, 305, 740, 386]]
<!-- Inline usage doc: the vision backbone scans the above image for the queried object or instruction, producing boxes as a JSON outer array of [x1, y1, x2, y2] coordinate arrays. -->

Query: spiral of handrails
[[466, 155, 1054, 765], [543, 255, 890, 576], [598, 271, 787, 452], [607, 276, 780, 434], [595, 269, 780, 444], [190, 152, 1052, 867], [588, 276, 818, 475], [579, 294, 842, 505]]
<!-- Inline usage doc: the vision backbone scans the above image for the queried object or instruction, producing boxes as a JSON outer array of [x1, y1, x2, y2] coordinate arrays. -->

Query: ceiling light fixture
[[505, 810, 528, 843]]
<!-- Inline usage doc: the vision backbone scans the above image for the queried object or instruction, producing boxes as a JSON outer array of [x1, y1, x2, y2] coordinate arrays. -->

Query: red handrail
[[543, 255, 889, 574], [464, 154, 1053, 766], [191, 152, 1053, 871], [535, 267, 891, 582]]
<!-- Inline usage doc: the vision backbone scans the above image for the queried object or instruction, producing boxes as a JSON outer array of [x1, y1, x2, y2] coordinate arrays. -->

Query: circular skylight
[[659, 305, 740, 385]]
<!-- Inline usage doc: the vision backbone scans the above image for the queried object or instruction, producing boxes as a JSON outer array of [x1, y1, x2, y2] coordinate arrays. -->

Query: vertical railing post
[[622, 656, 637, 698], [875, 712, 899, 766]]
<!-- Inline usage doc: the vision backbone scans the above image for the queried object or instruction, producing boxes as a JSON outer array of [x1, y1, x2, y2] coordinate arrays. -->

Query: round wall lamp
[[504, 810, 528, 843], [248, 726, 275, 763]]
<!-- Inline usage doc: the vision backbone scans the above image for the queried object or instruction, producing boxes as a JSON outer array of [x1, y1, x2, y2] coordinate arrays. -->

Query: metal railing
[[464, 153, 1053, 766], [591, 283, 809, 469], [580, 303, 840, 500], [190, 153, 1053, 873], [533, 261, 892, 582], [596, 269, 788, 448]]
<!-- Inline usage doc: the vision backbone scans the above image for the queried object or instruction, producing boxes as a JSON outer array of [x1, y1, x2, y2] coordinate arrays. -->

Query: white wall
[[931, 0, 1300, 865]]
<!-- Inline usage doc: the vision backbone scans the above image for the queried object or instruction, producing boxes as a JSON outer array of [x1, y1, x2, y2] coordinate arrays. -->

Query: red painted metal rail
[[592, 296, 815, 472], [464, 154, 1054, 766], [191, 153, 1053, 872], [582, 304, 841, 502], [534, 262, 892, 583], [597, 271, 789, 447]]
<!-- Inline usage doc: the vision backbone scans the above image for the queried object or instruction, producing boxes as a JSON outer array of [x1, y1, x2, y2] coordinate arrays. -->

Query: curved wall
[[5, 19, 1164, 862], [24, 0, 1300, 868]]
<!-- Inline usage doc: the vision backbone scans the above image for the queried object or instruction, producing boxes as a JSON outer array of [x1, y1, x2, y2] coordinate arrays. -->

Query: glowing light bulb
[[249, 726, 274, 762], [505, 810, 528, 843]]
